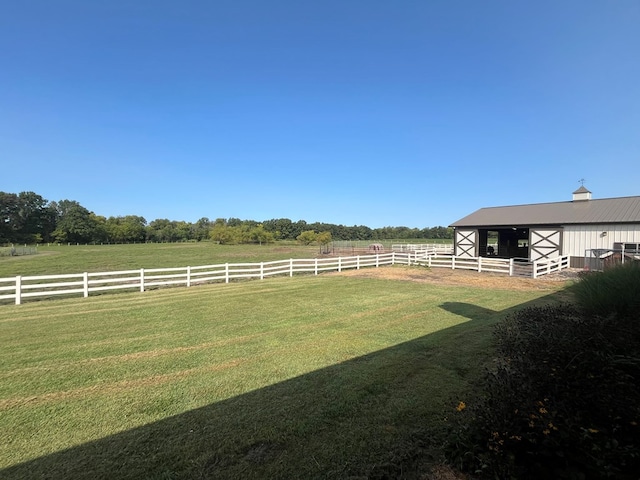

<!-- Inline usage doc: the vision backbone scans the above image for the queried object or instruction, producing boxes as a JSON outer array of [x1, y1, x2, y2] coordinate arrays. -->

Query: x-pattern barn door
[[455, 229, 477, 258], [530, 229, 562, 261]]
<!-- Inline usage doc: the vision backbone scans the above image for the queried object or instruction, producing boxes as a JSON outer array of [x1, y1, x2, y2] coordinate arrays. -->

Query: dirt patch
[[329, 265, 579, 292]]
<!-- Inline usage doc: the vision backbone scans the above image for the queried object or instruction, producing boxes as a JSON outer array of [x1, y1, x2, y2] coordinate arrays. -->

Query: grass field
[[0, 240, 450, 278], [0, 242, 322, 278], [0, 261, 567, 479], [0, 267, 568, 478]]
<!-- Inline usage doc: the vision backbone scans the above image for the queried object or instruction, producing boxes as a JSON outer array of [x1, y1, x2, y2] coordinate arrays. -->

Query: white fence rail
[[1, 253, 414, 305], [0, 252, 570, 305], [416, 254, 570, 278], [420, 255, 514, 275], [391, 244, 454, 255], [532, 255, 570, 278]]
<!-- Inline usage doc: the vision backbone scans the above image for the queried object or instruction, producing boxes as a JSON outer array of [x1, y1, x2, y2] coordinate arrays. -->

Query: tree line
[[0, 191, 453, 245]]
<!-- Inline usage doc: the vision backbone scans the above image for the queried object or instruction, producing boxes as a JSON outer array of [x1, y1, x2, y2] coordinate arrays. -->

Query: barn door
[[530, 228, 562, 261], [455, 229, 477, 258]]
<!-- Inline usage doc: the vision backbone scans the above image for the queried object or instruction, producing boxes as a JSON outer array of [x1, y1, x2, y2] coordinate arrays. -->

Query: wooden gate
[[530, 228, 562, 261], [455, 229, 477, 258]]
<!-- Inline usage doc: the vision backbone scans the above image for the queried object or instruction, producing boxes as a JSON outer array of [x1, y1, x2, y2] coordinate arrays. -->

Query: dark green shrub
[[573, 262, 640, 317], [445, 303, 640, 479]]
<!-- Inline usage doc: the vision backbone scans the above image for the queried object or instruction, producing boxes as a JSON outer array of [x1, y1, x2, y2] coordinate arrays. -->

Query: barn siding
[[563, 224, 640, 267]]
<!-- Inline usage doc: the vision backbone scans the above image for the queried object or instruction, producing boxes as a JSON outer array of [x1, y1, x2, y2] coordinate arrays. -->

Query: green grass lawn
[[0, 270, 565, 479], [0, 240, 452, 278], [0, 242, 324, 278]]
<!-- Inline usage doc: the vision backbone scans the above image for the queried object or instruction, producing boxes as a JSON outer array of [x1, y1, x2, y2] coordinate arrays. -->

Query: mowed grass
[[0, 240, 452, 278], [0, 271, 565, 479], [0, 242, 322, 278]]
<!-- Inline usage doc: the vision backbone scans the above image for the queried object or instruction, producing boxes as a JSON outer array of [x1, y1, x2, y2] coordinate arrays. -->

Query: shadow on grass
[[1, 292, 565, 480]]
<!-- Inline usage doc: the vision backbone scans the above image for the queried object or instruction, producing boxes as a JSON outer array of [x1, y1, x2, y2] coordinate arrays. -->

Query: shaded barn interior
[[478, 228, 529, 258]]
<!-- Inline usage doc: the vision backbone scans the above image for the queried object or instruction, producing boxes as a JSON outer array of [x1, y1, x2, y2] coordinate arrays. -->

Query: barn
[[450, 187, 640, 268]]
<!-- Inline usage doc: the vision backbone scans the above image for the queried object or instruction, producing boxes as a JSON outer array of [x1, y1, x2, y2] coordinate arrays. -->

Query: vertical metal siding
[[563, 224, 640, 258]]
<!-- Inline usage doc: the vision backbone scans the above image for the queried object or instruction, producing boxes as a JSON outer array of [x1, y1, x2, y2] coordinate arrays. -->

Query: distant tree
[[209, 224, 237, 244], [147, 218, 189, 242], [193, 217, 212, 241], [224, 217, 239, 227], [263, 218, 300, 240], [297, 230, 317, 245], [52, 200, 101, 244], [15, 192, 51, 243], [0, 192, 19, 243], [291, 220, 308, 240], [316, 231, 332, 253], [249, 225, 274, 245], [105, 216, 146, 243]]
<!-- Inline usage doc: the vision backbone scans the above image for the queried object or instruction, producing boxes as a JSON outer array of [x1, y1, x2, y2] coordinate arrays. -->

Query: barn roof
[[450, 195, 640, 228]]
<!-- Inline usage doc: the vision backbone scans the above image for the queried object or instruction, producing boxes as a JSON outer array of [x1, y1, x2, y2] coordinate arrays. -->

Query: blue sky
[[1, 1, 639, 228]]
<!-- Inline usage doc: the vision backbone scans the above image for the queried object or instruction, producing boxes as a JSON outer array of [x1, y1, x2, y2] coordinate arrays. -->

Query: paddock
[[1, 248, 569, 305]]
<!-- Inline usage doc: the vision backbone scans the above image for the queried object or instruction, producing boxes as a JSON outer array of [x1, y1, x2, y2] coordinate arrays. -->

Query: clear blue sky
[[1, 1, 639, 228]]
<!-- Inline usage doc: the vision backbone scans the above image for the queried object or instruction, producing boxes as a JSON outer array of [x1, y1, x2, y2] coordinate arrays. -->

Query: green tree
[[105, 216, 146, 243], [249, 225, 275, 245], [316, 231, 332, 253], [193, 217, 212, 241], [296, 230, 317, 245], [0, 192, 19, 243], [15, 192, 51, 243], [52, 200, 101, 244], [210, 224, 237, 244]]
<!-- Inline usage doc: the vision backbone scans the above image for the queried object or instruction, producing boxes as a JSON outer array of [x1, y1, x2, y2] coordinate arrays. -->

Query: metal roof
[[450, 195, 640, 228], [573, 185, 591, 194]]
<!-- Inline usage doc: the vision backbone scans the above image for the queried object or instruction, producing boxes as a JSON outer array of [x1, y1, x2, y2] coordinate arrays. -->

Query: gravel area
[[331, 265, 580, 292]]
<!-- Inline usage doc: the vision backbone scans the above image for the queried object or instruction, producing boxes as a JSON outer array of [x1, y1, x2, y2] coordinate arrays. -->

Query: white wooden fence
[[420, 254, 570, 278], [0, 252, 570, 305], [391, 244, 454, 255], [0, 253, 415, 305], [531, 255, 570, 278]]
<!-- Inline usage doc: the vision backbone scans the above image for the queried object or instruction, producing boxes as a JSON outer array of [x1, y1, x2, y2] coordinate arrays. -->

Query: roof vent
[[572, 185, 592, 201]]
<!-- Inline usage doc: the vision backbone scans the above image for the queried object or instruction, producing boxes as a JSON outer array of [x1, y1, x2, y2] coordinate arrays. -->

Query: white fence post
[[357, 256, 360, 270], [509, 259, 514, 276], [451, 256, 456, 270], [83, 272, 89, 297], [392, 251, 395, 265], [478, 256, 482, 273], [187, 266, 191, 287], [15, 275, 21, 305], [375, 254, 379, 268], [260, 262, 264, 280], [225, 263, 229, 283], [338, 257, 342, 272], [289, 259, 293, 277], [140, 268, 145, 292], [314, 258, 318, 275]]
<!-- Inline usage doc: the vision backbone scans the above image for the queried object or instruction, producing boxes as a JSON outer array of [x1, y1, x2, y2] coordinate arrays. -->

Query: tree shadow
[[1, 292, 565, 480]]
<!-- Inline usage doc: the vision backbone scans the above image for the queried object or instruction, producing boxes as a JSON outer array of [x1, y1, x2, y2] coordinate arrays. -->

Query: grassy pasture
[[0, 240, 451, 278], [0, 242, 322, 278], [0, 267, 566, 479]]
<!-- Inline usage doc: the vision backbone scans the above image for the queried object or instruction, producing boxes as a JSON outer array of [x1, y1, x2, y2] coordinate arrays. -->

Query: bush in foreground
[[573, 261, 640, 318], [445, 291, 640, 478]]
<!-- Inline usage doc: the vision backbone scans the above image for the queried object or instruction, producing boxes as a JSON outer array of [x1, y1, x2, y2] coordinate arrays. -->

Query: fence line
[[532, 255, 570, 278], [0, 252, 570, 305], [391, 244, 453, 255], [1, 253, 405, 305]]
